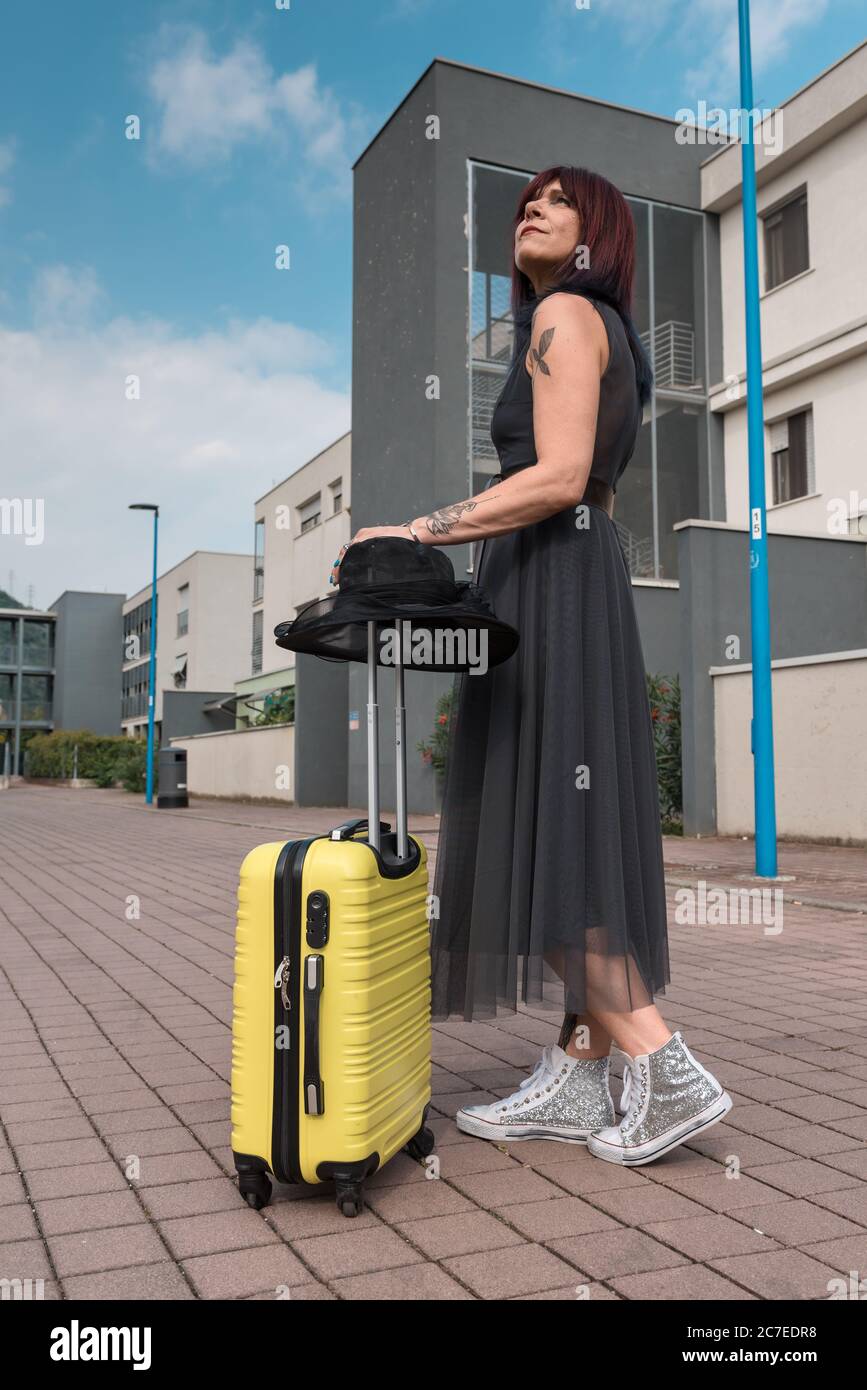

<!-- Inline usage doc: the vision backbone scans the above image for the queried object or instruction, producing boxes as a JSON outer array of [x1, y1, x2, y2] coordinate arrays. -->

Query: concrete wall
[[351, 59, 717, 811], [632, 583, 681, 678], [160, 689, 235, 747], [170, 723, 295, 802], [713, 650, 867, 843], [52, 591, 124, 733], [677, 518, 867, 834], [293, 653, 349, 807]]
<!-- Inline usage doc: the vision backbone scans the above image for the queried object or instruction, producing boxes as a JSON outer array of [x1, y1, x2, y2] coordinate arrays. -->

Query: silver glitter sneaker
[[456, 1044, 615, 1143], [587, 1032, 732, 1166]]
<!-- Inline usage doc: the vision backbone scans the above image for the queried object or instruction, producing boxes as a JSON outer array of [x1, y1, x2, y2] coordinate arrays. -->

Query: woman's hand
[[329, 524, 412, 587]]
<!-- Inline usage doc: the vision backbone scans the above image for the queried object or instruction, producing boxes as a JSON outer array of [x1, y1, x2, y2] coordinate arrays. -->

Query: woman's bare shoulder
[[525, 292, 610, 377]]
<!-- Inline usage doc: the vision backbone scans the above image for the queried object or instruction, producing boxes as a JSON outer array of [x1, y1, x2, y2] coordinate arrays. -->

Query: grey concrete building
[[52, 591, 124, 735], [347, 58, 723, 818], [1, 591, 125, 774]]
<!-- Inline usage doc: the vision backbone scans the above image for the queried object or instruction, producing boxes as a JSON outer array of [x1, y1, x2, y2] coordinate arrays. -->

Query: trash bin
[[157, 747, 189, 809]]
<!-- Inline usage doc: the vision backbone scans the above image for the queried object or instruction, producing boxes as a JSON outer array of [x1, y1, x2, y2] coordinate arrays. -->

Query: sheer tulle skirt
[[429, 501, 671, 1022]]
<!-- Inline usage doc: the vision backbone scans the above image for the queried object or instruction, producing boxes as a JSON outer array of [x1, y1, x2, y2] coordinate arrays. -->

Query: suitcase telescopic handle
[[366, 619, 410, 861]]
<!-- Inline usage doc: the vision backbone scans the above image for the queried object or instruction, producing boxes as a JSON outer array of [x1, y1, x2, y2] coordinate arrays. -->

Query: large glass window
[[20, 674, 52, 722], [0, 618, 16, 667], [22, 620, 54, 668], [0, 672, 14, 721], [468, 164, 712, 581]]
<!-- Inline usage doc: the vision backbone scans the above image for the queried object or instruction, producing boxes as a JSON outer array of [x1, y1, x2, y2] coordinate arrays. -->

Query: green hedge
[[647, 674, 682, 833], [25, 730, 152, 793]]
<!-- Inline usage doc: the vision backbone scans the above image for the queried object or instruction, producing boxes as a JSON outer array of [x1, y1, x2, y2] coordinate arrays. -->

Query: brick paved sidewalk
[[1, 786, 866, 1301]]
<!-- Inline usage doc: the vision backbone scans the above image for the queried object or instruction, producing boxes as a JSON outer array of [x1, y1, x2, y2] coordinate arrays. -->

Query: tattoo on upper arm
[[423, 499, 478, 536], [529, 325, 555, 379]]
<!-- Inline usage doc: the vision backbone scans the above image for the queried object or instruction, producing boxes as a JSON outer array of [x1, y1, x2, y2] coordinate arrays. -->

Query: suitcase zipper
[[271, 837, 317, 1187], [274, 956, 291, 1011]]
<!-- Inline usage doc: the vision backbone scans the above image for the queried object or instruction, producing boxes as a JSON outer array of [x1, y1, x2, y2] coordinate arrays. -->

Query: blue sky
[[2, 0, 864, 606]]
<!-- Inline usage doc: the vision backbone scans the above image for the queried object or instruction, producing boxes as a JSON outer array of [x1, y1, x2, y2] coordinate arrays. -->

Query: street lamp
[[129, 503, 159, 805], [737, 0, 778, 877]]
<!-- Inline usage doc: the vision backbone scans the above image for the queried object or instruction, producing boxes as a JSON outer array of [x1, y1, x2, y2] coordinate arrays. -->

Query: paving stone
[[443, 1242, 582, 1298], [548, 1228, 689, 1280], [396, 1210, 525, 1259], [331, 1261, 474, 1300], [292, 1227, 424, 1281], [62, 1261, 194, 1300], [47, 1223, 169, 1278], [183, 1245, 311, 1299], [708, 1248, 844, 1300]]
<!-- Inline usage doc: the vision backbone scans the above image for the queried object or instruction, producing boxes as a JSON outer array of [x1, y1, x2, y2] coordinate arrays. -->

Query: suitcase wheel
[[403, 1124, 436, 1163], [335, 1180, 365, 1218], [239, 1172, 272, 1211]]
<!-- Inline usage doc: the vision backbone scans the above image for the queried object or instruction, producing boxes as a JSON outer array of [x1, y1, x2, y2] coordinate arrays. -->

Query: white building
[[229, 432, 351, 726], [122, 550, 252, 737], [703, 39, 867, 539]]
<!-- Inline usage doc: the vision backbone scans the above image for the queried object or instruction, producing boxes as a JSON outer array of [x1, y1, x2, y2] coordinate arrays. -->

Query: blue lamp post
[[737, 0, 778, 877], [129, 503, 159, 805]]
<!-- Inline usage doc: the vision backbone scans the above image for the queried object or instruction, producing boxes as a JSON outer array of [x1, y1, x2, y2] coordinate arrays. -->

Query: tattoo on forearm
[[530, 325, 555, 378], [423, 499, 478, 536]]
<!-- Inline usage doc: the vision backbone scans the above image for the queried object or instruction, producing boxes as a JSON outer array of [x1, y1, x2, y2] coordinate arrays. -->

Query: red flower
[[437, 714, 448, 725]]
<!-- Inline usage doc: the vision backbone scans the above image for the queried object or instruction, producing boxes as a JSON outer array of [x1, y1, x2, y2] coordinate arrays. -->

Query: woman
[[332, 167, 731, 1166]]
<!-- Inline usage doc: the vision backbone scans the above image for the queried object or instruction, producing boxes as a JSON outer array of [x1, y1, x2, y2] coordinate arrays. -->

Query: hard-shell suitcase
[[231, 623, 434, 1216]]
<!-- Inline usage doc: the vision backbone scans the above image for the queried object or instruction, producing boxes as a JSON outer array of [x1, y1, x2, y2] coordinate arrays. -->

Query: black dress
[[430, 296, 670, 1022]]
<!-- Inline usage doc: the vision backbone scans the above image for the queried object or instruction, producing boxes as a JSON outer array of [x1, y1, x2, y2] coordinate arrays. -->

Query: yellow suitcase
[[231, 628, 433, 1217]]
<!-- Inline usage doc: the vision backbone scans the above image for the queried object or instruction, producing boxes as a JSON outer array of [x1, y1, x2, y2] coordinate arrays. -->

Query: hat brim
[[275, 611, 518, 672]]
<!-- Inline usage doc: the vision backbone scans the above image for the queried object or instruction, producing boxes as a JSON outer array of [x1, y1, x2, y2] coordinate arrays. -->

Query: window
[[330, 480, 343, 515], [252, 609, 263, 675], [123, 596, 156, 662], [763, 189, 809, 292], [253, 519, 265, 602], [0, 618, 17, 666], [22, 620, 54, 668], [770, 409, 814, 504], [177, 583, 189, 638], [172, 654, 188, 689], [298, 495, 321, 535], [20, 673, 52, 722], [0, 672, 14, 722]]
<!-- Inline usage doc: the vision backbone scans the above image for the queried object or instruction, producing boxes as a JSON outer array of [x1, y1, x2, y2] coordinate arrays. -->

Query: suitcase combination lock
[[306, 891, 330, 949]]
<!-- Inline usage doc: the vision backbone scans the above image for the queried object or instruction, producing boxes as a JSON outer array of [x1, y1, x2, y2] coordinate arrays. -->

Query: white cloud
[[572, 0, 834, 102], [31, 263, 106, 328], [1, 267, 350, 608], [0, 138, 16, 208], [146, 29, 365, 192]]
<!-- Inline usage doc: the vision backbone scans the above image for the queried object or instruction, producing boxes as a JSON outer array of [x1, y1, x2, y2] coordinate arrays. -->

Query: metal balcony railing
[[640, 321, 700, 391]]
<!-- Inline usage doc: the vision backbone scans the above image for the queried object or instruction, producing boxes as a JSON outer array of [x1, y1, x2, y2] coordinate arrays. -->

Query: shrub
[[647, 674, 682, 833], [417, 687, 454, 778], [25, 729, 151, 792]]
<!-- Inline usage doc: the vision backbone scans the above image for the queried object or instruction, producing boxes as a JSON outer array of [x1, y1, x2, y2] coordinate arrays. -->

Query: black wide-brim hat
[[274, 536, 519, 673]]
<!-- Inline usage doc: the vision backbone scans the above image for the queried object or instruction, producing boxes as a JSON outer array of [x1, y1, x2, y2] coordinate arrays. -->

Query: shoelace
[[618, 1057, 641, 1130], [499, 1045, 562, 1111]]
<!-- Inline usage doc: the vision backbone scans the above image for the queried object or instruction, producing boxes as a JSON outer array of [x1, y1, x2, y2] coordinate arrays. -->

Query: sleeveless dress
[[429, 296, 671, 1022]]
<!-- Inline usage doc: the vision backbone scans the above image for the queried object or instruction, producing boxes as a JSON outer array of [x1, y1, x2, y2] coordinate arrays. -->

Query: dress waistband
[[493, 465, 615, 518]]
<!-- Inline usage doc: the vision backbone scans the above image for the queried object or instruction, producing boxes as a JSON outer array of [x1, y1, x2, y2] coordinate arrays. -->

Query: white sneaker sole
[[456, 1110, 594, 1144], [587, 1092, 733, 1166]]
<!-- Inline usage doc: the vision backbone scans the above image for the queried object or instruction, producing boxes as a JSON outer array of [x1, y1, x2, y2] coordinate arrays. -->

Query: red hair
[[510, 166, 651, 402]]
